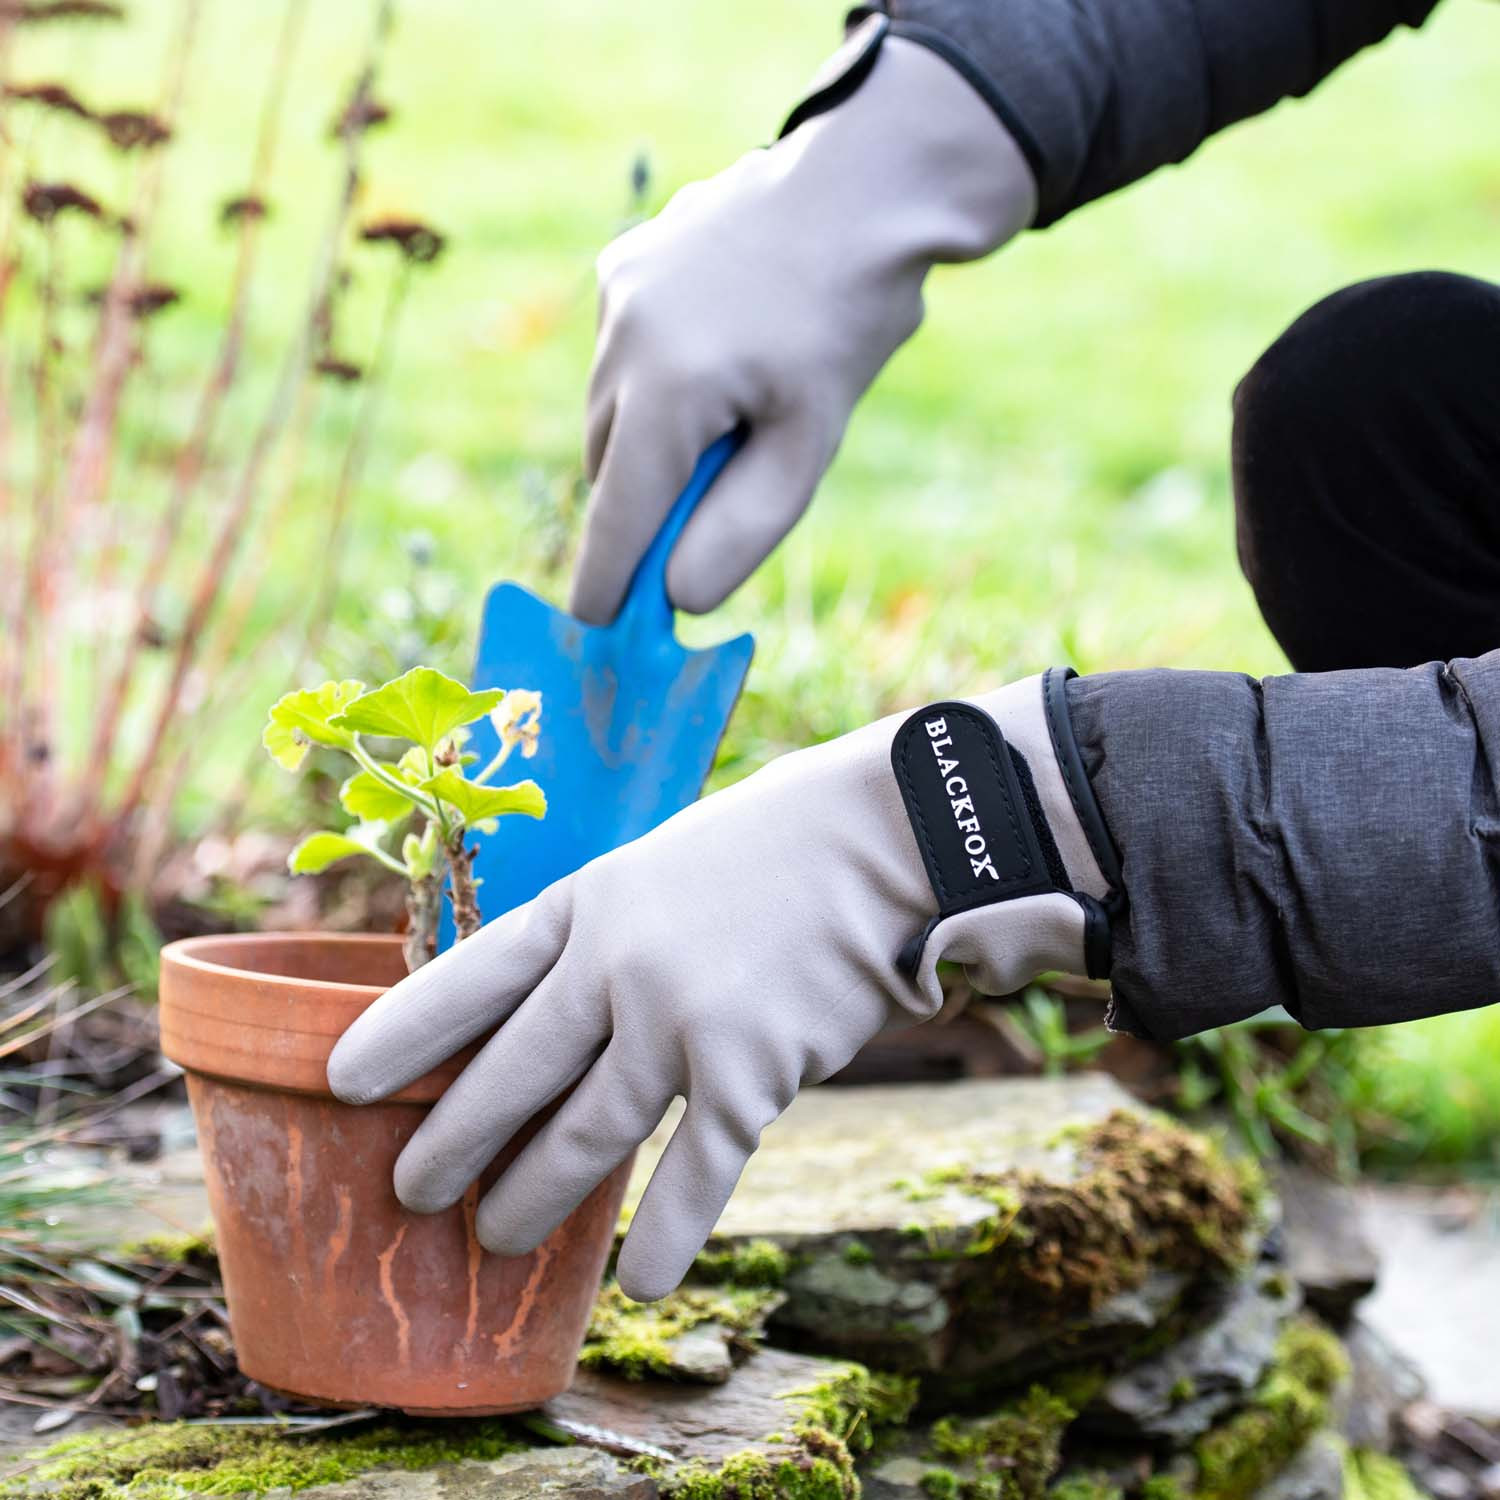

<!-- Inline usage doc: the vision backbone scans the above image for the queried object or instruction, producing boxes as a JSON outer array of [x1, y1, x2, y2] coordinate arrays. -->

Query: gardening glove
[[570, 28, 1038, 625], [327, 669, 1121, 1302]]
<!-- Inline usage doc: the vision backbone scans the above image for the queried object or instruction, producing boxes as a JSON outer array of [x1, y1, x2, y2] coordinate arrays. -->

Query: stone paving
[[0, 1076, 1432, 1499]]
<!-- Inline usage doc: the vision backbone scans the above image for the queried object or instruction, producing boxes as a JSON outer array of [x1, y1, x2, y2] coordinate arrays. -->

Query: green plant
[[263, 666, 546, 968], [1173, 1013, 1368, 1175], [1006, 989, 1114, 1078], [0, 0, 443, 956]]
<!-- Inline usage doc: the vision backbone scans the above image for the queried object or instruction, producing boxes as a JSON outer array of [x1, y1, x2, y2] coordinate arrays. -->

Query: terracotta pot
[[158, 932, 629, 1415]]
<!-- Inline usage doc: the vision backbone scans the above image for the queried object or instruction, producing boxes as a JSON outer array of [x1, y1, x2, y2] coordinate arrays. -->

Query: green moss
[[908, 1111, 1263, 1318], [1049, 1472, 1124, 1500], [784, 1365, 920, 1453], [581, 1280, 780, 1380], [659, 1361, 916, 1499], [1169, 1376, 1199, 1404], [691, 1237, 790, 1288], [923, 1468, 964, 1500], [842, 1240, 875, 1266], [1193, 1320, 1348, 1500], [925, 1385, 1076, 1500], [1141, 1478, 1189, 1500], [114, 1229, 216, 1266], [7, 1418, 524, 1500], [1345, 1450, 1431, 1500], [668, 1447, 854, 1500]]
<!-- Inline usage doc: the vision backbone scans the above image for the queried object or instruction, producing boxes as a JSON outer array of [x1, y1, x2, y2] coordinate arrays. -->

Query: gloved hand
[[327, 670, 1120, 1302], [570, 35, 1038, 625]]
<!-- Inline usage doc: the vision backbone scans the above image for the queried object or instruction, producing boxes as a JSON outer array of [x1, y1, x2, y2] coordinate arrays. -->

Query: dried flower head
[[314, 355, 363, 383], [128, 283, 180, 318], [220, 194, 268, 226], [23, 180, 103, 224], [491, 690, 542, 761], [360, 217, 445, 266], [98, 109, 171, 151], [83, 282, 179, 317], [333, 93, 391, 138], [4, 81, 92, 120], [4, 0, 124, 19]]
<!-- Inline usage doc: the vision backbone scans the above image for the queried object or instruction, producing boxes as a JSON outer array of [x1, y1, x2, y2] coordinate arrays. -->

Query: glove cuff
[[771, 29, 1038, 262], [890, 669, 1123, 984]]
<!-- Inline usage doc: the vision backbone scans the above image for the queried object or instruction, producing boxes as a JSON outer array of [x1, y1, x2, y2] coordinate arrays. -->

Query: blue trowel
[[441, 429, 754, 945]]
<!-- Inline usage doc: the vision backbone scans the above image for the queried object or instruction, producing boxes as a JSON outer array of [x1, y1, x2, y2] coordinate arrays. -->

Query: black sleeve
[[1064, 652, 1500, 1041], [787, 0, 1444, 227]]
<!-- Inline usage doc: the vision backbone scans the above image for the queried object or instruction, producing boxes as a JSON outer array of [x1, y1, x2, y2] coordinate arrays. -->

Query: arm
[[573, 0, 1446, 622], [1068, 651, 1500, 1039], [791, 0, 1444, 226]]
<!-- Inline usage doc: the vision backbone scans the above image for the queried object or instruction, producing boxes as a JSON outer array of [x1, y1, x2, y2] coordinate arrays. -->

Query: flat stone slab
[[1275, 1166, 1379, 1321], [628, 1075, 1138, 1240], [1084, 1264, 1300, 1442], [540, 1347, 859, 1467], [631, 1077, 1256, 1390], [295, 1448, 656, 1500]]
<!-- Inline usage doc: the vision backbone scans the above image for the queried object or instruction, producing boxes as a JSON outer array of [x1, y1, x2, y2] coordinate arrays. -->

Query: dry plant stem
[[11, 221, 62, 816], [299, 253, 411, 673], [126, 381, 326, 889], [0, 33, 24, 788], [7, 0, 199, 836], [97, 0, 392, 854], [404, 871, 441, 972], [60, 0, 194, 537], [85, 0, 307, 793], [445, 833, 481, 942]]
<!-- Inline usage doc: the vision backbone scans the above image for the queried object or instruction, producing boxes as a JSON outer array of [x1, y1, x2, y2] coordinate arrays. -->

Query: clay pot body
[[158, 932, 628, 1415]]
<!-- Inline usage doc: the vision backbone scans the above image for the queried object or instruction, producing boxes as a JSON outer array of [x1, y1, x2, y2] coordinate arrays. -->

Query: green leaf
[[263, 681, 365, 771], [286, 824, 389, 874], [330, 668, 504, 751], [422, 769, 546, 827], [339, 768, 419, 823]]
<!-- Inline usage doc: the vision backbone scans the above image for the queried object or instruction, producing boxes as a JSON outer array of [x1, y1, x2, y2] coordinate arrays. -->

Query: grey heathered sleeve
[[1064, 652, 1500, 1041], [846, 0, 1442, 226]]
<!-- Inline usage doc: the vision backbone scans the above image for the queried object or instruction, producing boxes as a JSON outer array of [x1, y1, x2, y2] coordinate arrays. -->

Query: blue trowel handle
[[616, 424, 747, 634]]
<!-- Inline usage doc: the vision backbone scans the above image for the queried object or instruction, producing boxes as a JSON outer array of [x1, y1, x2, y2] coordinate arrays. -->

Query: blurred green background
[[7, 0, 1500, 1165]]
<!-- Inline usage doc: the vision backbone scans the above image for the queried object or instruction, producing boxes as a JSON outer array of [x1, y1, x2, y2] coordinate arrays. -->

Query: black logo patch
[[890, 701, 1065, 975]]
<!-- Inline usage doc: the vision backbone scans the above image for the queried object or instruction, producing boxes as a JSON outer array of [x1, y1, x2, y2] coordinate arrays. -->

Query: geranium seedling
[[263, 666, 546, 969]]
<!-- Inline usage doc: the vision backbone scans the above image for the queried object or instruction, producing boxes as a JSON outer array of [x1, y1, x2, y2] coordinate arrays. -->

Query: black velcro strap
[[891, 701, 1069, 976]]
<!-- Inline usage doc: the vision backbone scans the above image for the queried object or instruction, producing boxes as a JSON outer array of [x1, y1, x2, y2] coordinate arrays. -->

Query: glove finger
[[390, 964, 603, 1214], [569, 386, 731, 626], [582, 385, 614, 484], [665, 410, 834, 614], [326, 880, 571, 1106], [473, 1040, 673, 1256], [615, 1098, 766, 1302]]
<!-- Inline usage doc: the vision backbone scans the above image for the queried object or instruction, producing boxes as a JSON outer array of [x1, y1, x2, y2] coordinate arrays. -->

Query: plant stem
[[473, 740, 514, 786], [348, 738, 438, 818], [403, 869, 441, 972], [444, 828, 481, 942]]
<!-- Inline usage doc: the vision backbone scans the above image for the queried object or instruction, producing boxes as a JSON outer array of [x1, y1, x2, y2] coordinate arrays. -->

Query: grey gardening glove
[[327, 670, 1120, 1302], [570, 32, 1038, 625]]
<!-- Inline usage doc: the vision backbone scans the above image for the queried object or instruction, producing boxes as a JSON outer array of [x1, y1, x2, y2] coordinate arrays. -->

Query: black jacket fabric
[[842, 0, 1442, 225], [1066, 656, 1500, 1040]]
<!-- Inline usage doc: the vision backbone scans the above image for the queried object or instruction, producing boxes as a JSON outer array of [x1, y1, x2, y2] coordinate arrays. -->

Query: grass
[[1350, 1005, 1500, 1174], [8, 0, 1500, 1158]]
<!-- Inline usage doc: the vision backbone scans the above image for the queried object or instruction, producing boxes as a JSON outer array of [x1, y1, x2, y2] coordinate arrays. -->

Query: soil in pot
[[158, 932, 630, 1416]]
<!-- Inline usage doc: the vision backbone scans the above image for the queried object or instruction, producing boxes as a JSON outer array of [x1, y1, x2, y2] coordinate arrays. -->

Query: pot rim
[[156, 931, 452, 1098], [159, 930, 403, 996]]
